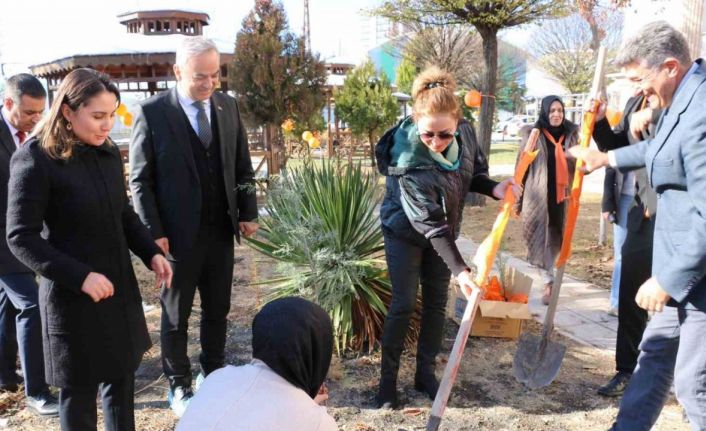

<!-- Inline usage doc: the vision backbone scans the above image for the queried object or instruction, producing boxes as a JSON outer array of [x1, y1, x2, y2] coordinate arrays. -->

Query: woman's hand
[[456, 270, 484, 300], [314, 383, 329, 405], [492, 178, 522, 200], [81, 272, 114, 303], [151, 254, 173, 289]]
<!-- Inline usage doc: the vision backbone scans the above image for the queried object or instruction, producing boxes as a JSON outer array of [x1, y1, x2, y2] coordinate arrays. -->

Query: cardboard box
[[447, 266, 533, 339]]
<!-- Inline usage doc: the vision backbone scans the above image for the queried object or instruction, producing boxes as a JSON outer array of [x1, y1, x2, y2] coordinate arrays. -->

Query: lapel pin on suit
[[217, 105, 223, 111]]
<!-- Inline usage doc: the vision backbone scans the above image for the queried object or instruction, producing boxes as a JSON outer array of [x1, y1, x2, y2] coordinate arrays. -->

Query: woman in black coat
[[6, 68, 172, 431], [374, 67, 519, 408]]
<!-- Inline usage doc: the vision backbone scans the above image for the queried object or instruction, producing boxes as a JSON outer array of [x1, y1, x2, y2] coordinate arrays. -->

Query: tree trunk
[[265, 123, 282, 176], [471, 26, 500, 207], [368, 131, 377, 167]]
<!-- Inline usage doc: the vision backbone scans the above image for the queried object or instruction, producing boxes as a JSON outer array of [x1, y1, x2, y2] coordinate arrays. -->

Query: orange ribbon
[[541, 129, 570, 204], [555, 100, 600, 267], [472, 129, 540, 286]]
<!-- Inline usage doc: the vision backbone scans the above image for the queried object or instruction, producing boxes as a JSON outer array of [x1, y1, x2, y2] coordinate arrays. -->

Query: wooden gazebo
[[29, 9, 233, 103]]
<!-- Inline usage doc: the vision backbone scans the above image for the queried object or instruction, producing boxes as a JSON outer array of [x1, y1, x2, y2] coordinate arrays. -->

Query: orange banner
[[472, 129, 539, 286], [555, 101, 600, 267]]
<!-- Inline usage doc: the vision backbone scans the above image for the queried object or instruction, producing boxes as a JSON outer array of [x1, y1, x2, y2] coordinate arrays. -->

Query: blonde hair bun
[[411, 66, 460, 120]]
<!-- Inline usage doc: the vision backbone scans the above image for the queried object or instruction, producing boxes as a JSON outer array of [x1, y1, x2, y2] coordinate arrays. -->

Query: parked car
[[502, 115, 532, 136]]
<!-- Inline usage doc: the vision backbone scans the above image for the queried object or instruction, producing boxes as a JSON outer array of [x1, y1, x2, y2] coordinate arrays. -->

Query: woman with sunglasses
[[514, 95, 578, 305], [375, 66, 519, 408]]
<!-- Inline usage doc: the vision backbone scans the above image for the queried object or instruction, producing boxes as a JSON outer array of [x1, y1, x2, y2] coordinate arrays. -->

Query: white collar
[[176, 83, 211, 109]]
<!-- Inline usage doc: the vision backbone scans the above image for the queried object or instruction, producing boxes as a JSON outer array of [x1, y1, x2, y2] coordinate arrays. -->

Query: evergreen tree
[[335, 61, 400, 167], [396, 56, 418, 95], [231, 0, 327, 172]]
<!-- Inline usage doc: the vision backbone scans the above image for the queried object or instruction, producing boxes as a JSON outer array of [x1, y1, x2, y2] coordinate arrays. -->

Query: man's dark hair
[[4, 73, 47, 103]]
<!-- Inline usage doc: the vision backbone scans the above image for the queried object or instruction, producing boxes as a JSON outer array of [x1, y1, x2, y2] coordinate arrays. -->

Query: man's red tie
[[16, 131, 26, 145]]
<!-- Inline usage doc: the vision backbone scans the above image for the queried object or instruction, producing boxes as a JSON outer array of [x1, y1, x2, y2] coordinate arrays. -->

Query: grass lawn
[[488, 141, 520, 165], [461, 192, 615, 288]]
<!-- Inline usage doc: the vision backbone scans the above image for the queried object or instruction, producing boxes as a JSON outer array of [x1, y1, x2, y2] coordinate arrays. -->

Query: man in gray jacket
[[572, 21, 706, 430]]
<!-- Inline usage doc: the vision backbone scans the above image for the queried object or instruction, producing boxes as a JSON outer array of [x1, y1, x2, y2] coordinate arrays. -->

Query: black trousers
[[380, 233, 451, 382], [59, 372, 134, 431], [160, 221, 234, 387], [615, 216, 654, 374]]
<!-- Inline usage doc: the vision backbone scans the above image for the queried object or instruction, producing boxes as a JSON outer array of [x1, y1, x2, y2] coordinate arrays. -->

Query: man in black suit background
[[593, 93, 660, 397], [129, 37, 258, 416], [0, 73, 58, 416]]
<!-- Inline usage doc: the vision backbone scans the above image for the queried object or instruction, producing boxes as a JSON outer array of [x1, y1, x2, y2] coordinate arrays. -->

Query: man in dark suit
[[0, 74, 58, 416], [593, 94, 660, 397], [572, 21, 706, 430], [129, 37, 258, 416]]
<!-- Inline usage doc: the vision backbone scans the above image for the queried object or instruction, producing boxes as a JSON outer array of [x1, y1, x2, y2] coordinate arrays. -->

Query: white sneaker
[[194, 372, 206, 392], [168, 386, 193, 417]]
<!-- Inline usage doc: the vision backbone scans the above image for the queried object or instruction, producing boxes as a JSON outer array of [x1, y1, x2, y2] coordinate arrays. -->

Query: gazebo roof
[[117, 9, 210, 24], [30, 34, 234, 77]]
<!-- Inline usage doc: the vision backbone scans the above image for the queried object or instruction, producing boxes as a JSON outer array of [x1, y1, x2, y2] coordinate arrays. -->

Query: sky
[[0, 0, 385, 76]]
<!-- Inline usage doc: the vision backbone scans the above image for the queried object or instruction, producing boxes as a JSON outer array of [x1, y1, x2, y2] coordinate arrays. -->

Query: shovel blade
[[513, 332, 566, 389]]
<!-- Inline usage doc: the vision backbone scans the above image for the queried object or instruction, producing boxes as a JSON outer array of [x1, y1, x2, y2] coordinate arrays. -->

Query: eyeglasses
[[627, 66, 661, 86], [417, 130, 458, 142]]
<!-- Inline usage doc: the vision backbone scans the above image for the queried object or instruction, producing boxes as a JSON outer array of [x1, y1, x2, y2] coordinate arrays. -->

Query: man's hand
[[81, 272, 114, 303], [586, 91, 608, 121], [155, 237, 169, 256], [629, 108, 654, 140], [239, 221, 259, 238], [567, 147, 610, 173], [151, 254, 173, 289], [635, 277, 671, 312]]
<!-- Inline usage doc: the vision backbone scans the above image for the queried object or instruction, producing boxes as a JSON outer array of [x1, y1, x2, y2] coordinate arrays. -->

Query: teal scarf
[[390, 117, 460, 171]]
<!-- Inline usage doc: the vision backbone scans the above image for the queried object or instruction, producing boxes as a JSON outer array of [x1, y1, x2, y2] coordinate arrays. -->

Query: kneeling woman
[[375, 67, 519, 408], [7, 68, 172, 431]]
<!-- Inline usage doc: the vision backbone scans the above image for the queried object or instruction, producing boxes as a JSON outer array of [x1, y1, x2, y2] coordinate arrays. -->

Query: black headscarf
[[252, 297, 334, 399], [535, 95, 568, 141]]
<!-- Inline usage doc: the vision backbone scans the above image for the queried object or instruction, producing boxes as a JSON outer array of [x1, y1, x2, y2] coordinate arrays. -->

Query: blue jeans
[[612, 306, 706, 430], [610, 194, 633, 309], [0, 273, 47, 396]]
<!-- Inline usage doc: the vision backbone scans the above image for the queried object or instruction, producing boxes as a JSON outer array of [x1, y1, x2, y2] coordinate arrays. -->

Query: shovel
[[513, 46, 607, 389], [512, 265, 567, 388], [426, 287, 481, 431]]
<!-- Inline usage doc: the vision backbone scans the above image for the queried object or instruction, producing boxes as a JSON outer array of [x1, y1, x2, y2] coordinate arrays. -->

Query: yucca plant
[[245, 159, 420, 353]]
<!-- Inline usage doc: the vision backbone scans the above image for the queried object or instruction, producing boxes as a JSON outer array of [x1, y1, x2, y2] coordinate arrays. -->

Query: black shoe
[[26, 389, 59, 417], [375, 379, 398, 409], [414, 372, 440, 400], [597, 372, 631, 397]]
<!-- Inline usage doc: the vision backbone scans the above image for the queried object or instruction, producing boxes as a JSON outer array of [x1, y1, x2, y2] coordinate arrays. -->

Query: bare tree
[[392, 24, 527, 115], [394, 23, 482, 85], [576, 0, 630, 56], [528, 12, 622, 94]]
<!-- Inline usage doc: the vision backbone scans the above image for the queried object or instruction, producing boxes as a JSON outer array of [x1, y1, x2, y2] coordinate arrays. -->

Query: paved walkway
[[455, 237, 618, 351]]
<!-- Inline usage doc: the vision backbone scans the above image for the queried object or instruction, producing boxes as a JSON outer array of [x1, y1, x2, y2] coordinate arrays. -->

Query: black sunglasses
[[417, 130, 458, 142]]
